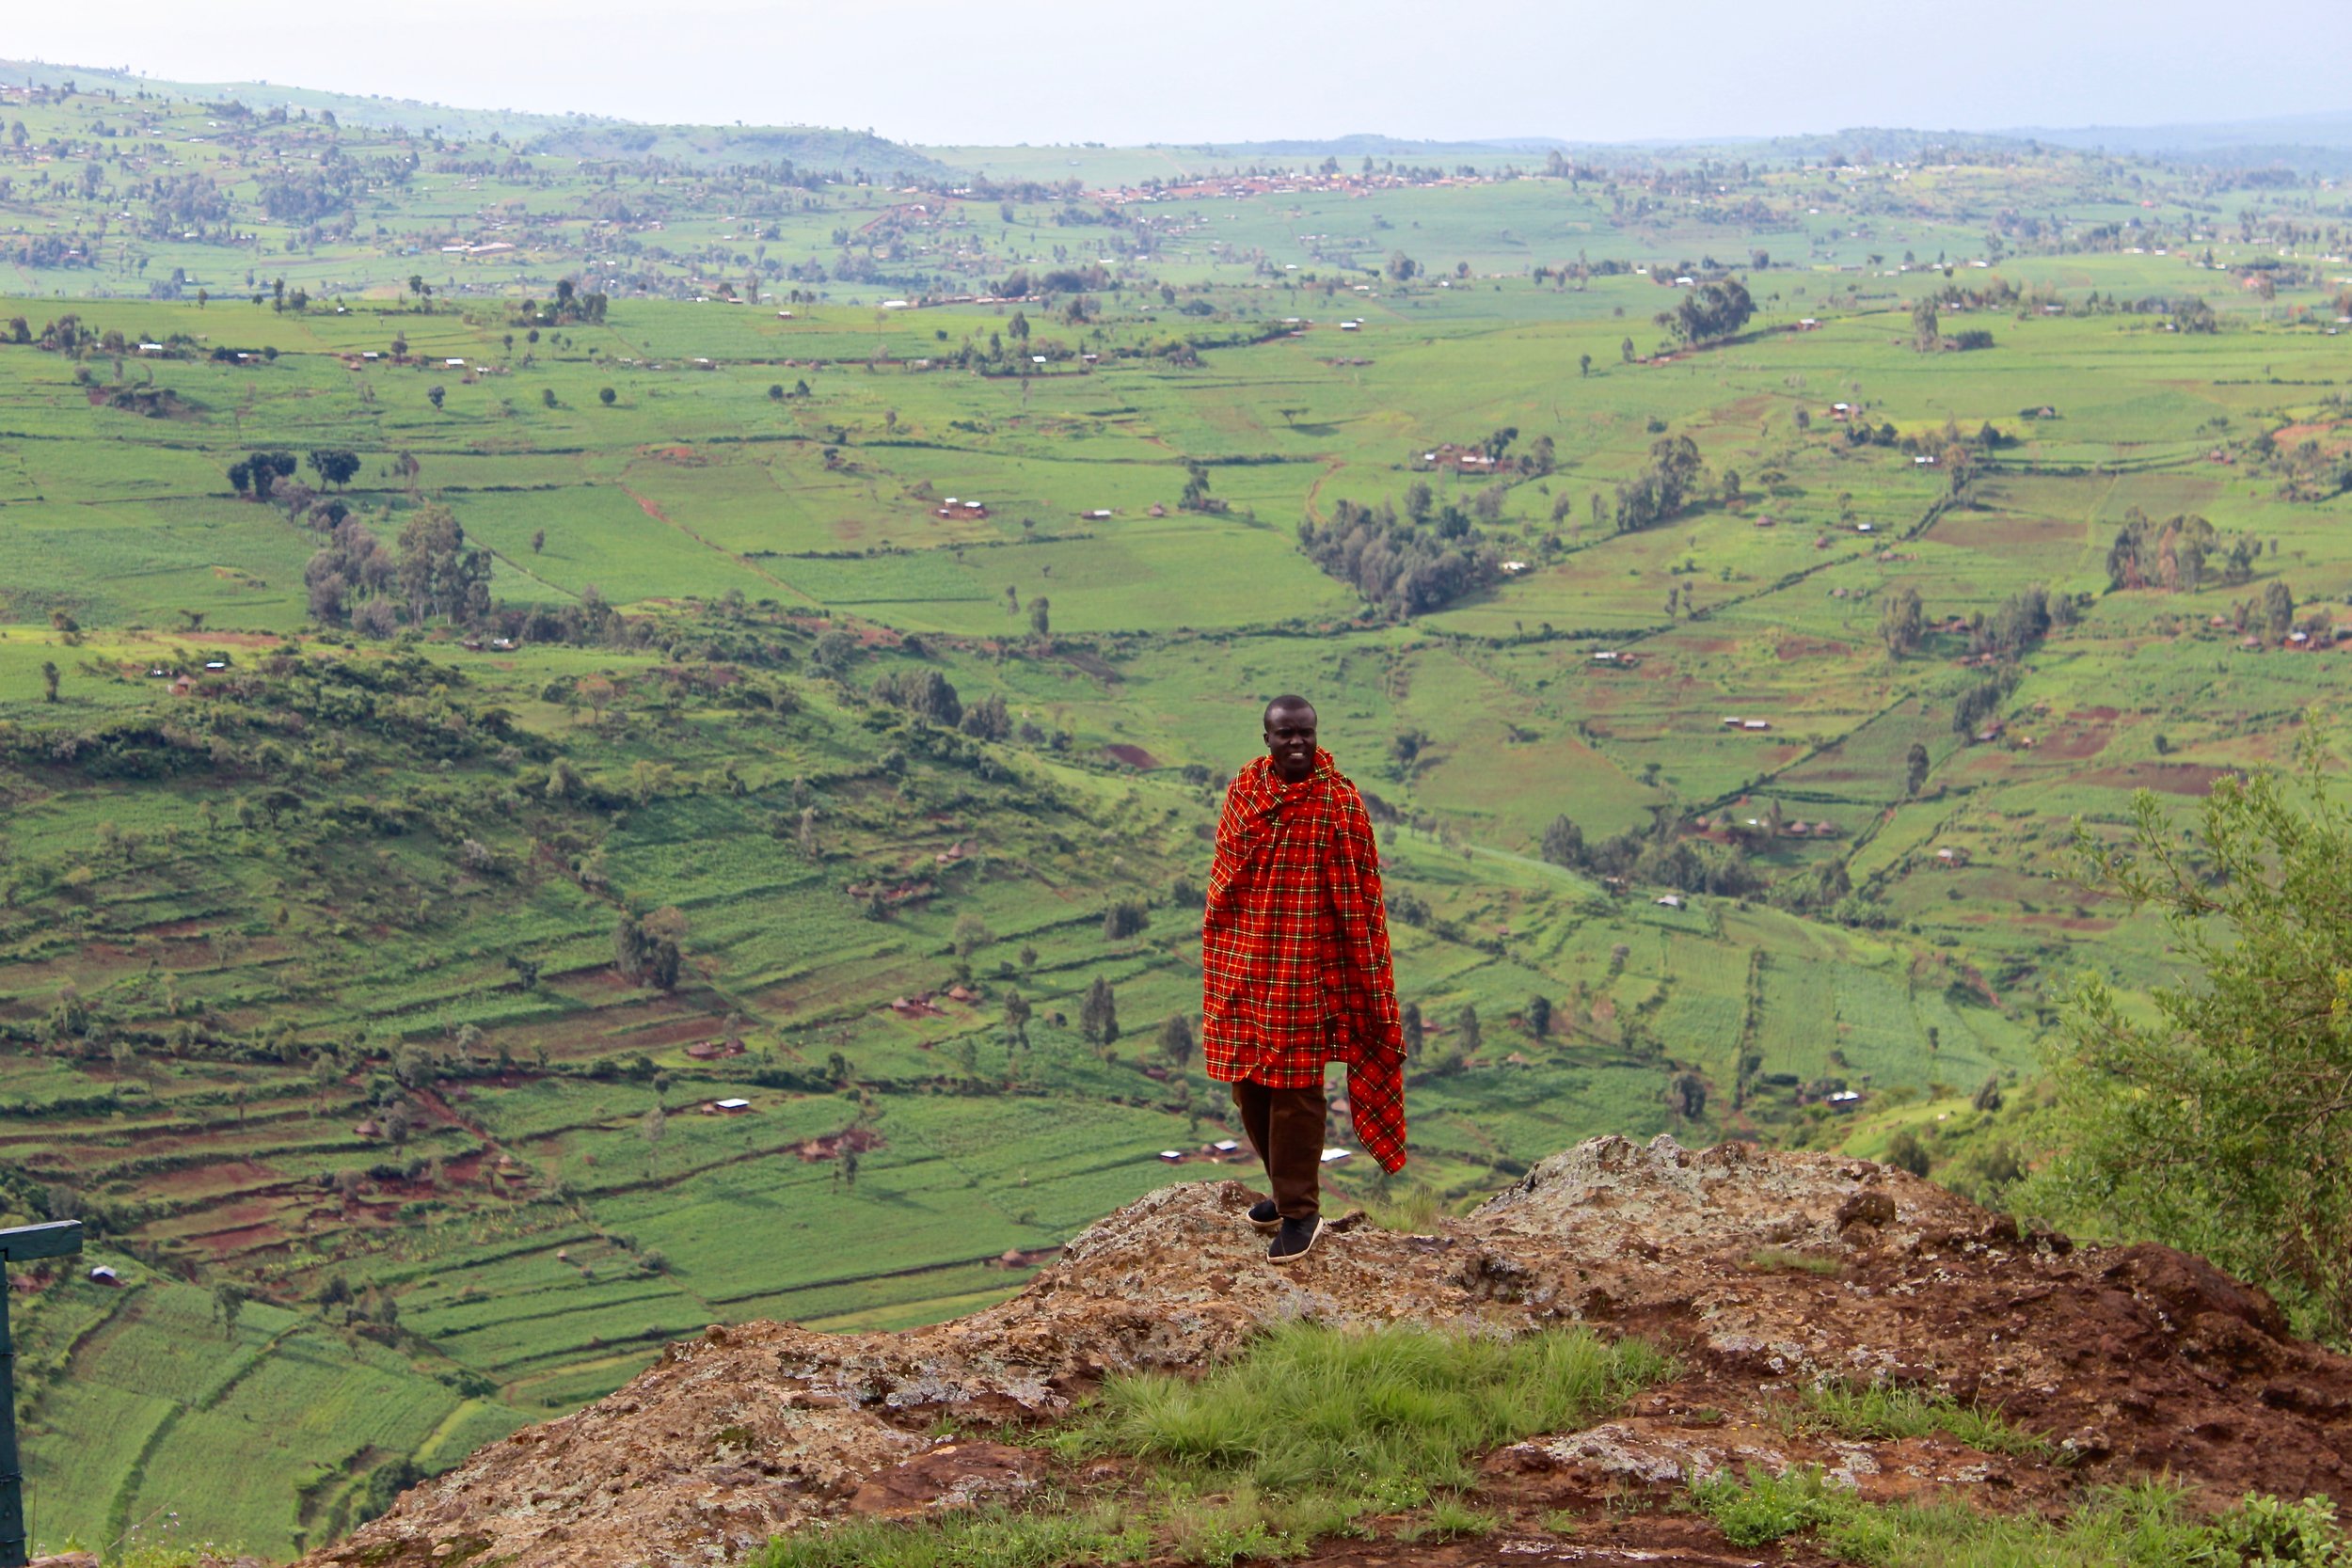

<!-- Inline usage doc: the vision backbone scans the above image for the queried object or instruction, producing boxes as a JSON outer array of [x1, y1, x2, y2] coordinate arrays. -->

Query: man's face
[[1264, 703, 1317, 782]]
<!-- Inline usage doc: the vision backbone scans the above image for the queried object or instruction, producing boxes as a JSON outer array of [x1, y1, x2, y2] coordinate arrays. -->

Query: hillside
[[8, 70, 2352, 1555], [0, 56, 942, 170], [293, 1135, 2352, 1567]]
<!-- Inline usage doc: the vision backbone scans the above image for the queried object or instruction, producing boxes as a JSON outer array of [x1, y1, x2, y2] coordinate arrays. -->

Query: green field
[[5, 67, 2352, 1559]]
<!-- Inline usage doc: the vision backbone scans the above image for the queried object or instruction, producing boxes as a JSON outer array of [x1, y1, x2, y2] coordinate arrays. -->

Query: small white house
[[1212, 1138, 1239, 1153], [89, 1265, 120, 1285], [1501, 560, 1529, 574], [1318, 1147, 1352, 1164], [712, 1097, 751, 1114], [1157, 1149, 1184, 1163], [445, 357, 466, 368], [1655, 895, 1684, 909], [1742, 720, 1771, 731]]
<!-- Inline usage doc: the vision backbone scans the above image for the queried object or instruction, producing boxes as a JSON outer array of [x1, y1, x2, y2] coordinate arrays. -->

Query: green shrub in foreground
[[1691, 1466, 2347, 1567], [760, 1323, 1671, 1567], [1070, 1320, 1675, 1500], [1791, 1378, 2057, 1458]]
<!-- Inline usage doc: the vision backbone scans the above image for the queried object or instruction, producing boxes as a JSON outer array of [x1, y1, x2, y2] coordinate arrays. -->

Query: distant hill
[[1114, 114, 2352, 173], [0, 55, 947, 175]]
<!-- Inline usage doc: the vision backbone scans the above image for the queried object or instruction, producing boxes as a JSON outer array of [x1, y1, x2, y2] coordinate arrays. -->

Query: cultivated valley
[[3, 56, 2352, 1564]]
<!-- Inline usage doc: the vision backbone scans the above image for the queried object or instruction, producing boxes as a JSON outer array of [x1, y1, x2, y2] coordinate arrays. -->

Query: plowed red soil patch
[[1774, 637, 1851, 661], [2081, 761, 2233, 795], [2032, 724, 2110, 761], [1104, 743, 1157, 768]]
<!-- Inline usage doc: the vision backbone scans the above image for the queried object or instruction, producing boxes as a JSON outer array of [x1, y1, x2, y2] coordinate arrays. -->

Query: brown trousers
[[1232, 1079, 1327, 1219]]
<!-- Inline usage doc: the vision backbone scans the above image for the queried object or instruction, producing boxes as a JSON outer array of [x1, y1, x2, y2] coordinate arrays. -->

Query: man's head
[[1263, 694, 1318, 783]]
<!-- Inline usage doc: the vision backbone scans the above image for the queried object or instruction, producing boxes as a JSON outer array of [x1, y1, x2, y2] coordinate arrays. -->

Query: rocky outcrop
[[300, 1135, 2352, 1568]]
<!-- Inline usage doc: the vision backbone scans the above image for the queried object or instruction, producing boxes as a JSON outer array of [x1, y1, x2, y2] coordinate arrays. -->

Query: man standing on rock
[[1202, 694, 1407, 1263]]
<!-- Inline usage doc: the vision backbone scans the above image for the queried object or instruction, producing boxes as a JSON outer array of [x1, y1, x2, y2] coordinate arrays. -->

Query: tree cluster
[[869, 668, 962, 727], [2106, 510, 2249, 593], [1614, 436, 1708, 532], [1297, 496, 1498, 617], [1657, 278, 1754, 344]]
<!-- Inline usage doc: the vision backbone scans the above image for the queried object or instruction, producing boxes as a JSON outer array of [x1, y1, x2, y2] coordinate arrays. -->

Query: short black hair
[[1263, 694, 1315, 727]]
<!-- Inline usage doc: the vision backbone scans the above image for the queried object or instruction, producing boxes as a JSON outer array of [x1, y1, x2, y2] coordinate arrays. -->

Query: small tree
[[1079, 976, 1120, 1049], [427, 385, 445, 409], [951, 912, 993, 958], [1905, 742, 1931, 797], [1540, 815, 1584, 868], [40, 660, 60, 704], [213, 1280, 249, 1340], [1911, 296, 1942, 353], [641, 1102, 667, 1178], [598, 387, 616, 406], [1157, 1013, 1195, 1071], [1883, 1129, 1931, 1176], [2034, 728, 2352, 1339], [1525, 995, 1552, 1038]]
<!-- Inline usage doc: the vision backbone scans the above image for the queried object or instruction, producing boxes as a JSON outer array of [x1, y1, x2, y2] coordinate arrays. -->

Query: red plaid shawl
[[1201, 750, 1407, 1172]]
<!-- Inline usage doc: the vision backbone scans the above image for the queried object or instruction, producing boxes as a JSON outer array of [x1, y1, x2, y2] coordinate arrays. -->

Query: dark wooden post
[[1, 1221, 83, 1568]]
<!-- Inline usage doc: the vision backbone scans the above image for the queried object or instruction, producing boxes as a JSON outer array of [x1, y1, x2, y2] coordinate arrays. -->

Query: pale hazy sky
[[12, 0, 2346, 147]]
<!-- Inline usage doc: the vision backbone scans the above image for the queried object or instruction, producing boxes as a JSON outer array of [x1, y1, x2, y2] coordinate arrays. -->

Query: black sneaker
[[1247, 1198, 1280, 1234], [1268, 1215, 1327, 1265]]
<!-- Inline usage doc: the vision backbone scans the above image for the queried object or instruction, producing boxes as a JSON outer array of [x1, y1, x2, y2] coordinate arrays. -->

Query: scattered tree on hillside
[[641, 1102, 666, 1177], [308, 449, 360, 489], [870, 668, 961, 727], [1879, 586, 1925, 657], [1905, 742, 1931, 797], [2263, 579, 2296, 641], [1614, 436, 1706, 532], [1525, 994, 1551, 1038], [1911, 297, 1942, 352], [1883, 1129, 1931, 1176], [40, 660, 58, 704], [212, 1281, 249, 1340], [961, 693, 1011, 740], [1158, 1012, 1195, 1071], [1540, 815, 1585, 868], [1657, 278, 1754, 345], [1080, 976, 1120, 1050]]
